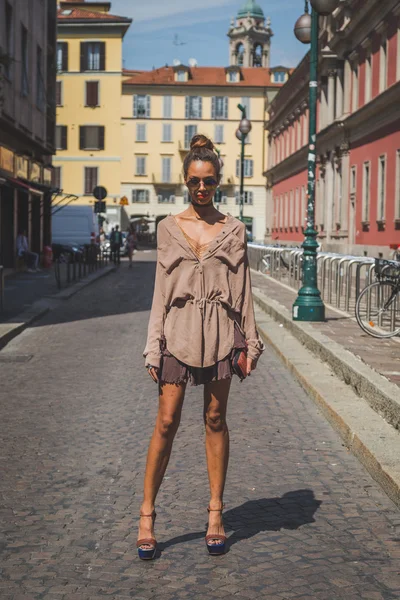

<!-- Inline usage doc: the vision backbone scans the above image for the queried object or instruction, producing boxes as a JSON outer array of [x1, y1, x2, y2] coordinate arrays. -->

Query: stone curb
[[254, 305, 400, 509], [0, 265, 116, 351], [252, 285, 400, 431]]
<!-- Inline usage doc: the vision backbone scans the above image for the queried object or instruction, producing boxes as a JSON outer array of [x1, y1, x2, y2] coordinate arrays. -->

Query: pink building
[[265, 0, 400, 257]]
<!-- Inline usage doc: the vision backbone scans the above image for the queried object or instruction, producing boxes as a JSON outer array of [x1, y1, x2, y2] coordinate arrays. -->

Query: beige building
[[121, 64, 284, 241], [0, 0, 57, 268]]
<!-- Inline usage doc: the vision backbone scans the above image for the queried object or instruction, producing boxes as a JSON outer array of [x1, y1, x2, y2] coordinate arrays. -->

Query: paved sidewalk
[[0, 268, 59, 323], [251, 272, 400, 388], [0, 251, 399, 599]]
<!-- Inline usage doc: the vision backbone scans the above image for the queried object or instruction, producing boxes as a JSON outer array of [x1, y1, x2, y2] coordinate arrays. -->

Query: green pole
[[292, 7, 325, 322], [238, 103, 247, 222], [240, 133, 245, 221]]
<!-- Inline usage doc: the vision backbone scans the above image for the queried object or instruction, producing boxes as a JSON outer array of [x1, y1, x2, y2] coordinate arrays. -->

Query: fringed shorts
[[159, 323, 247, 387]]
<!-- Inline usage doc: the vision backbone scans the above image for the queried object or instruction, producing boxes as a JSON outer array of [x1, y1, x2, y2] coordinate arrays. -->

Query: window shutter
[[146, 95, 151, 118], [86, 81, 98, 107], [184, 126, 189, 150], [185, 97, 189, 119], [224, 97, 228, 119], [99, 126, 105, 150], [198, 96, 202, 118], [249, 191, 253, 205], [61, 126, 67, 150], [62, 42, 68, 71], [99, 42, 106, 70], [80, 42, 86, 72], [56, 81, 62, 106], [211, 97, 216, 119], [133, 95, 138, 118], [80, 126, 85, 149], [250, 160, 254, 177], [132, 190, 137, 202], [236, 159, 239, 177], [146, 190, 150, 203]]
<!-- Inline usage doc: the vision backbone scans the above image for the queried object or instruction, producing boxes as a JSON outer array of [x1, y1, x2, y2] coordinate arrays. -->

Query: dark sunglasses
[[187, 176, 218, 188]]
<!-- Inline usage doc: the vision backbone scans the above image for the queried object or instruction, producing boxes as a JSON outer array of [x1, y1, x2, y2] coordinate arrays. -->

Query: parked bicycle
[[355, 258, 400, 338]]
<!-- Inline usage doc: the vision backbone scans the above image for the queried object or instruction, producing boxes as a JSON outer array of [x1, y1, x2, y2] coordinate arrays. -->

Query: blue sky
[[112, 0, 308, 71]]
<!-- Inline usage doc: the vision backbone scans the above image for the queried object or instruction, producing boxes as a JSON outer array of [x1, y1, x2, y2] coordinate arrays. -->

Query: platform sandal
[[137, 511, 157, 560], [206, 505, 226, 556]]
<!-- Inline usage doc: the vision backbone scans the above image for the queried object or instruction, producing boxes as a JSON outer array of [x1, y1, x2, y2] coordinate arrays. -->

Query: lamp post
[[292, 0, 339, 322], [236, 104, 252, 222]]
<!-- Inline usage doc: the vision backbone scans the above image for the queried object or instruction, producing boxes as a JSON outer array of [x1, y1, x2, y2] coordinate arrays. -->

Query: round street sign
[[93, 185, 107, 200]]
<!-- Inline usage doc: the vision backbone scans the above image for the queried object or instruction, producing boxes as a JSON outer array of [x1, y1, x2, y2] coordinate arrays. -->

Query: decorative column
[[327, 69, 336, 125]]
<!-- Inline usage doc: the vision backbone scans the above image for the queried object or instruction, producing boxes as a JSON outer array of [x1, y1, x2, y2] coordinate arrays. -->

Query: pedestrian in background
[[138, 134, 264, 560], [16, 230, 40, 272], [126, 227, 137, 269], [110, 225, 122, 265]]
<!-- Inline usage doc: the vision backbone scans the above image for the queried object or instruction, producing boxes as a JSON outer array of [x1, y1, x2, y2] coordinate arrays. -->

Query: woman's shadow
[[158, 489, 322, 554]]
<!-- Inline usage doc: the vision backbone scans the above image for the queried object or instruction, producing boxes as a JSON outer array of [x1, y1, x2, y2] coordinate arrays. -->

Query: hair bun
[[190, 134, 214, 152]]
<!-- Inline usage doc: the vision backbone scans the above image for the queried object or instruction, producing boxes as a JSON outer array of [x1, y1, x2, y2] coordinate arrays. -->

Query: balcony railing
[[152, 173, 183, 186]]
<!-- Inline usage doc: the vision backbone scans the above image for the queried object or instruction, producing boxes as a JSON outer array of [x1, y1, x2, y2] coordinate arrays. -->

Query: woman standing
[[138, 135, 264, 559]]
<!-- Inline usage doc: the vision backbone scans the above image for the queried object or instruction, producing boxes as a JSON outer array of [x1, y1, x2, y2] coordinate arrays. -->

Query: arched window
[[236, 43, 245, 66], [253, 43, 263, 67]]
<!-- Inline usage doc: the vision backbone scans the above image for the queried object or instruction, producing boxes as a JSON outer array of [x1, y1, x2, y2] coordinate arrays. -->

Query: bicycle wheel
[[355, 281, 400, 338]]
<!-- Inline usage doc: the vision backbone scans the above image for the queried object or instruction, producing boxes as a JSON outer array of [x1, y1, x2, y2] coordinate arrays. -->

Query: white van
[[52, 206, 99, 246]]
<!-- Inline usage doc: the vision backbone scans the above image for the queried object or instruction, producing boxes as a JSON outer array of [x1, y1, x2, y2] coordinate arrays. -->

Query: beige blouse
[[143, 214, 264, 369]]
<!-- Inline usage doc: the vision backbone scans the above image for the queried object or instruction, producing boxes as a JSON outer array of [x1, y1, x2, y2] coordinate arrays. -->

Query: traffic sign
[[94, 200, 106, 213], [120, 196, 128, 206], [93, 185, 107, 200]]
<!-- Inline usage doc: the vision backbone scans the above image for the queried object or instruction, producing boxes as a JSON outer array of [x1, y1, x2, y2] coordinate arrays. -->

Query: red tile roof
[[57, 6, 131, 22], [123, 66, 283, 88]]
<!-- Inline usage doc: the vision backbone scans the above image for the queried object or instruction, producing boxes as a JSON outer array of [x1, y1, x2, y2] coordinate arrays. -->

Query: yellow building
[[121, 64, 285, 241], [55, 0, 131, 225]]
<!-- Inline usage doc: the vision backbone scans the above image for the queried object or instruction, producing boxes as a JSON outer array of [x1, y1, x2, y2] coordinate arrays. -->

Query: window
[[235, 191, 253, 205], [163, 95, 172, 118], [57, 41, 68, 72], [80, 42, 105, 71], [289, 190, 294, 227], [162, 124, 172, 142], [211, 97, 228, 119], [177, 70, 186, 82], [379, 36, 388, 93], [273, 71, 286, 83], [79, 126, 105, 150], [85, 81, 99, 107], [184, 124, 197, 149], [133, 94, 151, 118], [295, 188, 300, 228], [4, 2, 13, 79], [52, 166, 61, 189], [350, 166, 357, 194], [161, 157, 172, 183], [352, 63, 359, 112], [55, 125, 67, 150], [56, 81, 62, 106], [185, 96, 202, 119], [228, 71, 239, 82], [158, 190, 175, 203], [84, 167, 98, 195], [214, 125, 224, 144], [377, 155, 386, 221], [132, 189, 150, 203], [236, 159, 254, 178], [362, 161, 371, 222], [135, 156, 146, 176], [214, 189, 227, 205], [241, 97, 251, 119], [36, 46, 45, 110], [365, 53, 372, 103], [136, 123, 147, 142], [284, 193, 289, 228], [21, 25, 29, 96]]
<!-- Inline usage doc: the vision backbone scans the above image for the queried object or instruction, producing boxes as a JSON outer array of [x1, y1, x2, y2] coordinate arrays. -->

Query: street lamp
[[292, 0, 338, 322], [236, 104, 252, 222]]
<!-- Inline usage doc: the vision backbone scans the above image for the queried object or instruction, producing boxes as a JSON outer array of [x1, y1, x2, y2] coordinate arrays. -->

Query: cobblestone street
[[0, 251, 399, 600]]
